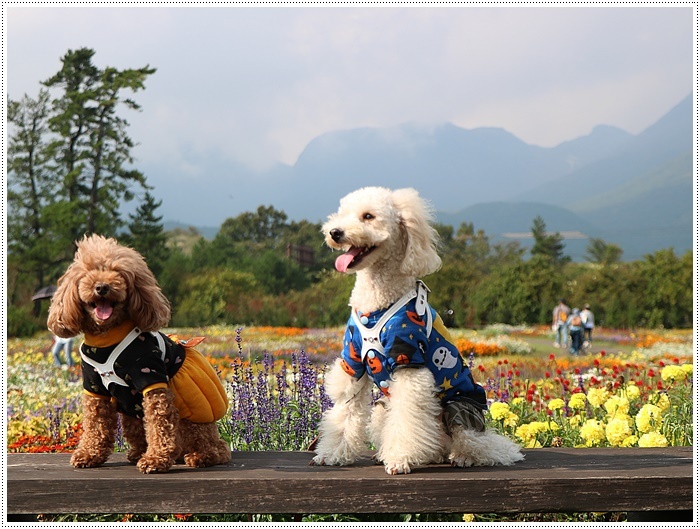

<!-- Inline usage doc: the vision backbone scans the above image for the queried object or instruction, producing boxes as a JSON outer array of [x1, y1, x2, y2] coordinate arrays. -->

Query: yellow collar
[[83, 320, 137, 348]]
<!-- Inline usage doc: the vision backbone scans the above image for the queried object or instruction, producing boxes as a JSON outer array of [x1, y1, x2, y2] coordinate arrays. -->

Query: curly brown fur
[[121, 414, 149, 464], [178, 420, 232, 468], [48, 234, 230, 473], [137, 388, 181, 474], [70, 393, 118, 468], [48, 235, 171, 337]]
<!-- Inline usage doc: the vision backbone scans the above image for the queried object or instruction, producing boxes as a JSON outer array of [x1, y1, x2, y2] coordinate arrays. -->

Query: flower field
[[5, 325, 694, 521]]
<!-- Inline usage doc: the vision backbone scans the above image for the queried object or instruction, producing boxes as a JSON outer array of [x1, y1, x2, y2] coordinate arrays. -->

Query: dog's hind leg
[[311, 359, 373, 466], [376, 368, 446, 475], [136, 388, 180, 473], [71, 393, 118, 468], [179, 420, 231, 468], [121, 414, 148, 464]]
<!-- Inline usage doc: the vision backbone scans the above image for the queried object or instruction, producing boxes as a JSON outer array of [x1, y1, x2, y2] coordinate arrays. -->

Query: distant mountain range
[[151, 93, 692, 262]]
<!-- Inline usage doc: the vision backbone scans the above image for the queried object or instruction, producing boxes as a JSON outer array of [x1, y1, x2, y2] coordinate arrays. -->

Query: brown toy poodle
[[48, 234, 231, 473]]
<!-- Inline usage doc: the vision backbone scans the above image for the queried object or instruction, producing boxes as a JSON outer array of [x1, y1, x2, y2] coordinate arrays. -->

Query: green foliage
[[7, 306, 44, 338], [530, 215, 570, 265], [173, 269, 259, 327], [43, 47, 155, 237], [585, 237, 623, 265], [120, 192, 171, 278]]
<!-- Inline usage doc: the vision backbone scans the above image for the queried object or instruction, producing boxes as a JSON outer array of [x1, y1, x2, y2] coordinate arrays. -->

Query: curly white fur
[[313, 187, 524, 475]]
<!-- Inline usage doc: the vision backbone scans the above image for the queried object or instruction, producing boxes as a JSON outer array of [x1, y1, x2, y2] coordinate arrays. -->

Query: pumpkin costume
[[80, 320, 227, 423]]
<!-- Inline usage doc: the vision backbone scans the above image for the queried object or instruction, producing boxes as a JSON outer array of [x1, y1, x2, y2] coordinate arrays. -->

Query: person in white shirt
[[580, 304, 595, 346]]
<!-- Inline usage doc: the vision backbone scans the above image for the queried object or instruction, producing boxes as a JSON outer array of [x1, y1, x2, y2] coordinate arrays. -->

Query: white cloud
[[6, 5, 693, 169]]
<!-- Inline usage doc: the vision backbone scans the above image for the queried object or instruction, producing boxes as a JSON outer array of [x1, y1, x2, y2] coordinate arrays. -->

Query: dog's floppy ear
[[392, 188, 442, 277], [47, 262, 84, 338], [121, 247, 171, 332]]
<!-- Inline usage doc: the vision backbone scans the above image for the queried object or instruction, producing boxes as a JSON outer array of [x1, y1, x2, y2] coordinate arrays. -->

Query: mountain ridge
[[146, 93, 692, 261]]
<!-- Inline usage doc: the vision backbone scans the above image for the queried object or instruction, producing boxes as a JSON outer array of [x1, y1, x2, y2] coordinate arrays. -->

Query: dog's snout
[[95, 283, 110, 297], [329, 228, 344, 243]]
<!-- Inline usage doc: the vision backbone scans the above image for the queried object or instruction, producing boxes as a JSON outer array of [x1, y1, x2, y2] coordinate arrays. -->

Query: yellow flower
[[580, 419, 605, 447], [569, 414, 583, 427], [510, 397, 524, 406], [681, 364, 693, 376], [488, 402, 511, 421], [604, 395, 630, 419], [587, 387, 610, 408], [638, 432, 668, 447], [623, 383, 640, 401], [635, 404, 662, 433], [548, 398, 565, 411], [605, 417, 632, 447], [621, 435, 639, 447], [463, 514, 475, 522], [568, 393, 587, 411], [661, 365, 687, 383], [650, 392, 671, 413], [503, 412, 520, 428], [515, 424, 531, 443]]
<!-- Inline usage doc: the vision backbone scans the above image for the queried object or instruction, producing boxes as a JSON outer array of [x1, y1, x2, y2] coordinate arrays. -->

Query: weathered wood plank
[[7, 447, 693, 515]]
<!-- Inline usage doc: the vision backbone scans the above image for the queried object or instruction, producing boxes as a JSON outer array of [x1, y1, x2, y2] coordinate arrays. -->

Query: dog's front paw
[[384, 460, 412, 475], [310, 453, 355, 467], [71, 450, 107, 469], [136, 455, 174, 474]]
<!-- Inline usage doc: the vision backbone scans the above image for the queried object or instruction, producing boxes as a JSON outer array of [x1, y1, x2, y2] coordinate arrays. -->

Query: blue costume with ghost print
[[339, 282, 486, 409]]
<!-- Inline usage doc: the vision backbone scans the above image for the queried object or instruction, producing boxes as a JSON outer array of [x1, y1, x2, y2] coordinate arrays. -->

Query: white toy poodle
[[311, 187, 524, 475]]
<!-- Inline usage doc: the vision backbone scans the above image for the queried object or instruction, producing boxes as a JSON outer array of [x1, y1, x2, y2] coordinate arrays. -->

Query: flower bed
[[6, 326, 693, 454]]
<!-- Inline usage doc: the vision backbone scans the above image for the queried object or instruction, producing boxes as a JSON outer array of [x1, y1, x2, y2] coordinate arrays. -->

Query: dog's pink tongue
[[335, 247, 362, 273], [94, 300, 113, 321]]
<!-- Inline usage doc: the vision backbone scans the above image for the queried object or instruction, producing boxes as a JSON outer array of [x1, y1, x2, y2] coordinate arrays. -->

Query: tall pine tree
[[7, 90, 68, 301], [530, 216, 570, 265], [44, 47, 156, 241], [123, 192, 170, 278]]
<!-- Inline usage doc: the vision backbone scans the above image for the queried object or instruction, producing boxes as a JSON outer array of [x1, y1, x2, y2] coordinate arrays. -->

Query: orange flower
[[455, 338, 506, 357]]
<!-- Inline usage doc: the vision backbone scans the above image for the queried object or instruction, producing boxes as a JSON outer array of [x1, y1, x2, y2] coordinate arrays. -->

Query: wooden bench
[[7, 447, 693, 521]]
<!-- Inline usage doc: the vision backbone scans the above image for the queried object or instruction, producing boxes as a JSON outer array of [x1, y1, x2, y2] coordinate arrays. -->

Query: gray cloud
[[6, 5, 692, 173]]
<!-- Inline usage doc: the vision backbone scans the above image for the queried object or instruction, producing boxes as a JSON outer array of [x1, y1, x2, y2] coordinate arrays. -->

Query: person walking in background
[[567, 308, 584, 355], [552, 299, 571, 348], [51, 335, 75, 369], [581, 303, 595, 346]]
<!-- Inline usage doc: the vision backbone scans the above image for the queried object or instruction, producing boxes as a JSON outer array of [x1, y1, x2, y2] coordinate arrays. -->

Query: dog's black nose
[[95, 283, 110, 297], [329, 228, 344, 243]]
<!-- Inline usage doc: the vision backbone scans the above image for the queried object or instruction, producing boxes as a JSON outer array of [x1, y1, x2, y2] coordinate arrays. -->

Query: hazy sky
[[5, 5, 693, 173]]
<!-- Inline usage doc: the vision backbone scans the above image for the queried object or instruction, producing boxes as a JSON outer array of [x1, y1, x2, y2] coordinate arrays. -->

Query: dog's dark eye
[[362, 213, 375, 221]]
